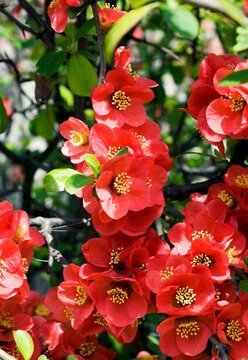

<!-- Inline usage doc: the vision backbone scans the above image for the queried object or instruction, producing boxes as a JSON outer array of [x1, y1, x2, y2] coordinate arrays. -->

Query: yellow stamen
[[226, 246, 239, 265], [109, 247, 123, 267], [228, 93, 245, 112], [79, 342, 96, 357], [49, 0, 59, 8], [33, 304, 50, 317], [234, 174, 248, 188], [225, 320, 245, 342], [191, 253, 212, 267], [160, 266, 175, 280], [192, 230, 213, 241], [107, 287, 128, 304], [176, 319, 200, 338], [175, 286, 196, 307], [107, 146, 122, 160], [0, 259, 7, 278], [74, 285, 88, 305], [0, 312, 14, 329], [64, 306, 73, 320], [132, 132, 147, 151], [93, 311, 108, 327], [215, 288, 221, 301], [217, 190, 235, 208], [111, 172, 133, 195], [131, 316, 145, 327], [70, 130, 89, 147], [111, 91, 131, 110]]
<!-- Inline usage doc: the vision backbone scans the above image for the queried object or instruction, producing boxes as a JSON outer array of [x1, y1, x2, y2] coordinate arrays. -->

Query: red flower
[[157, 312, 215, 357], [88, 274, 147, 327], [98, 4, 127, 32], [224, 165, 248, 195], [156, 273, 215, 316], [60, 117, 90, 164], [91, 69, 155, 128]]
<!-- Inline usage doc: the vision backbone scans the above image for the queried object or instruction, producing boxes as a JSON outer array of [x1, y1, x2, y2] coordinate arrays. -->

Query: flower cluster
[[60, 46, 172, 235], [0, 201, 44, 357], [186, 53, 248, 156]]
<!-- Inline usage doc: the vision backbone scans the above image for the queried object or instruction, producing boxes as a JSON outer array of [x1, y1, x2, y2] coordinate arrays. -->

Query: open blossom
[[91, 69, 155, 128]]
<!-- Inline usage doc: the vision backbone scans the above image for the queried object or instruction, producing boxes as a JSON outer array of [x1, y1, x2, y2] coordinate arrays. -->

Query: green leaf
[[76, 18, 95, 39], [234, 26, 248, 52], [68, 4, 85, 19], [38, 356, 49, 360], [243, 256, 248, 268], [36, 51, 66, 78], [240, 280, 248, 294], [67, 356, 79, 360], [215, 0, 245, 26], [104, 2, 160, 64], [67, 54, 98, 96], [130, 0, 152, 8], [160, 4, 199, 39], [65, 173, 96, 194], [84, 154, 102, 177], [59, 85, 74, 107], [148, 335, 160, 345], [218, 69, 248, 87], [29, 106, 55, 140], [13, 330, 34, 360], [0, 98, 8, 133], [112, 147, 128, 158], [44, 168, 79, 192]]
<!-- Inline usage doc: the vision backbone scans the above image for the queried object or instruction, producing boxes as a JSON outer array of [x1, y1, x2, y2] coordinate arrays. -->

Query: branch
[[163, 174, 224, 201], [30, 217, 92, 272], [209, 336, 231, 360], [0, 349, 17, 360], [0, 4, 37, 36], [131, 36, 181, 61], [90, 0, 106, 85]]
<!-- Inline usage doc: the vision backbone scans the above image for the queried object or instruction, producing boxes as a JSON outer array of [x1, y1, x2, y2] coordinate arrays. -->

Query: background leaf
[[84, 154, 102, 177], [0, 98, 8, 133], [13, 330, 34, 360], [104, 2, 160, 64], [240, 280, 248, 294], [160, 4, 199, 39], [36, 51, 66, 77], [67, 54, 98, 96]]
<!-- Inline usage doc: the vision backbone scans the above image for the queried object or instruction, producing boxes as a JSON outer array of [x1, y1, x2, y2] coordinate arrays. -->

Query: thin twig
[[209, 336, 231, 360], [0, 4, 37, 36], [131, 36, 181, 61], [90, 0, 106, 85]]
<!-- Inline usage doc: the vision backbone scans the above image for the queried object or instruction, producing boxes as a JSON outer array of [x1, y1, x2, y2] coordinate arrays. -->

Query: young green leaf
[[218, 69, 248, 87], [112, 147, 128, 158], [240, 280, 248, 294], [67, 356, 79, 360], [36, 51, 66, 78], [65, 174, 96, 194], [44, 168, 80, 192], [38, 356, 49, 360], [104, 2, 160, 64], [161, 4, 199, 39], [13, 330, 34, 360], [84, 154, 102, 177], [67, 54, 98, 96], [0, 98, 8, 133]]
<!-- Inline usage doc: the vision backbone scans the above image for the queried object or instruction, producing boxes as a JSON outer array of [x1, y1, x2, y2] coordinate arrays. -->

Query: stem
[[0, 4, 37, 36], [90, 0, 106, 85], [209, 336, 231, 360]]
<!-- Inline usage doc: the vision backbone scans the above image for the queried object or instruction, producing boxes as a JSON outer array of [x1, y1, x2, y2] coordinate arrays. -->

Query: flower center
[[227, 63, 235, 71], [109, 247, 123, 268], [33, 304, 50, 317], [79, 342, 96, 358], [49, 0, 59, 8], [226, 246, 239, 265], [132, 132, 147, 151], [107, 287, 129, 304], [215, 288, 221, 301], [93, 311, 108, 327], [111, 91, 131, 110], [74, 285, 88, 305], [160, 266, 175, 280], [234, 174, 248, 188], [0, 259, 7, 279], [8, 349, 21, 360], [145, 177, 152, 188], [70, 130, 89, 147], [138, 263, 147, 272], [225, 320, 245, 342], [0, 312, 14, 330], [217, 190, 235, 208], [192, 230, 212, 241], [176, 319, 200, 338], [110, 172, 133, 195], [131, 316, 145, 327], [107, 146, 122, 160], [22, 258, 28, 279], [64, 306, 73, 320], [191, 253, 212, 267], [175, 286, 196, 307], [124, 64, 139, 80], [228, 93, 246, 112], [14, 224, 29, 243]]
